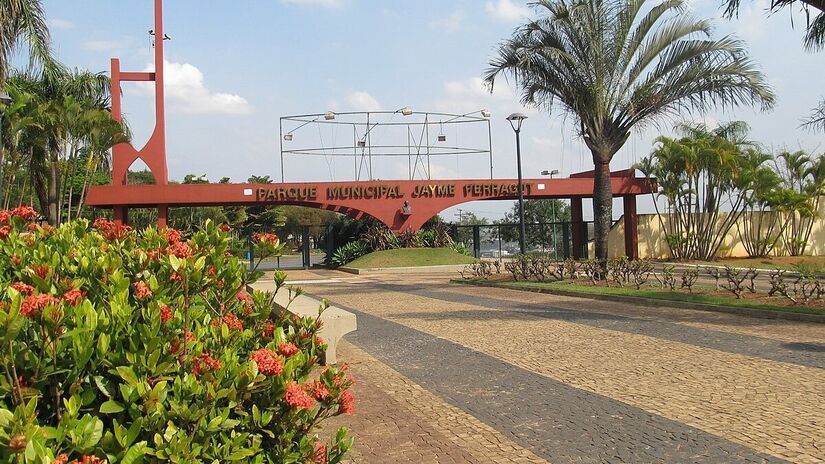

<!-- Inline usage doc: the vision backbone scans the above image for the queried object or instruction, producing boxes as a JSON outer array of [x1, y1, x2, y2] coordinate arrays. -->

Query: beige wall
[[593, 209, 825, 259]]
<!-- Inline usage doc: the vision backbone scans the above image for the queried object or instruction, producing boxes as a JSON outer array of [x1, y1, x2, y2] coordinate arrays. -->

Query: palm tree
[[485, 0, 775, 263], [0, 0, 52, 84]]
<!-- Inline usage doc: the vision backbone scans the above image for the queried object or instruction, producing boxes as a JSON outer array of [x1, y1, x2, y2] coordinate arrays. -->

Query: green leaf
[[116, 366, 139, 386], [100, 400, 125, 414], [121, 441, 149, 464]]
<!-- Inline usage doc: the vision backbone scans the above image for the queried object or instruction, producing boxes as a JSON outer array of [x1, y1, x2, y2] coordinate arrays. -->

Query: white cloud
[[345, 91, 383, 111], [437, 77, 517, 113], [47, 18, 74, 30], [139, 60, 252, 115], [430, 10, 465, 32], [485, 0, 531, 22], [83, 40, 126, 52], [282, 0, 345, 7], [732, 0, 770, 42]]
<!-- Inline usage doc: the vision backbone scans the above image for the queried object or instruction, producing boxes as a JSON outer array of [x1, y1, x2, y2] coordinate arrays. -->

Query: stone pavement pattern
[[273, 270, 824, 463]]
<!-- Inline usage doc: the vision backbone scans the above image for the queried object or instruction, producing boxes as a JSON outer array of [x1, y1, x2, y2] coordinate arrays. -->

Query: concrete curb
[[248, 282, 357, 364], [339, 264, 471, 275], [451, 279, 825, 324]]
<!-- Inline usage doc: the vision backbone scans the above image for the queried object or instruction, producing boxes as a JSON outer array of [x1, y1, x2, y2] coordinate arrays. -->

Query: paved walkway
[[277, 270, 825, 463]]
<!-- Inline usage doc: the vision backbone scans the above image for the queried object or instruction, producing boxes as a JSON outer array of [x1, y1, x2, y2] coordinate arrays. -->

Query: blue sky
[[38, 0, 825, 220]]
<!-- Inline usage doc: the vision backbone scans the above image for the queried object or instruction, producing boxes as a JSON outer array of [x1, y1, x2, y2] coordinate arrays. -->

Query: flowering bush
[[0, 213, 354, 463]]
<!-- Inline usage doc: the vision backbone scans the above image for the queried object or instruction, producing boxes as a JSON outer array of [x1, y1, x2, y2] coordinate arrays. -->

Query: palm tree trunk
[[592, 158, 613, 262], [48, 155, 60, 225]]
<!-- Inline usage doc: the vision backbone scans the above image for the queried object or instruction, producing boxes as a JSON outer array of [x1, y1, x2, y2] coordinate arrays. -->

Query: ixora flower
[[31, 264, 50, 280], [93, 218, 132, 241], [159, 304, 174, 323], [237, 290, 253, 304], [211, 312, 244, 331], [285, 382, 315, 410], [307, 380, 330, 401], [166, 241, 193, 258], [20, 294, 60, 318], [134, 281, 152, 299], [191, 352, 222, 376], [11, 206, 37, 221], [311, 442, 327, 464], [161, 227, 182, 243], [62, 288, 85, 306], [338, 390, 355, 415], [10, 281, 35, 295], [252, 232, 280, 247], [278, 341, 300, 357], [250, 348, 284, 376]]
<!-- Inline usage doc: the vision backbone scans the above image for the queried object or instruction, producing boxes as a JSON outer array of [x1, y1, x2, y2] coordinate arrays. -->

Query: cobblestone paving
[[323, 341, 546, 464], [338, 302, 783, 463], [373, 282, 825, 369], [292, 273, 825, 462]]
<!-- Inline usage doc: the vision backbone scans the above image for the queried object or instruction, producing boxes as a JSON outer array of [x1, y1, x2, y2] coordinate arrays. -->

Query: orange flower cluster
[[250, 348, 284, 376], [278, 341, 300, 357], [92, 218, 132, 241], [285, 381, 315, 410], [191, 352, 222, 376], [20, 294, 59, 318], [159, 304, 174, 323], [134, 281, 152, 300], [252, 232, 279, 247], [63, 288, 85, 306], [211, 312, 244, 331], [10, 282, 34, 295]]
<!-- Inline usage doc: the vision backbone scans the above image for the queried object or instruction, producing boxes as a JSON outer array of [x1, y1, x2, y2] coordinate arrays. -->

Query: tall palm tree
[[0, 0, 52, 85], [485, 0, 775, 262]]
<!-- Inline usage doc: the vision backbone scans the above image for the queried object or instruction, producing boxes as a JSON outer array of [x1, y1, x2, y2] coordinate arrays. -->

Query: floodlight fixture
[[324, 111, 336, 121], [283, 133, 293, 141], [481, 109, 491, 118], [399, 107, 413, 116], [541, 169, 560, 177], [437, 134, 446, 142], [357, 139, 366, 148]]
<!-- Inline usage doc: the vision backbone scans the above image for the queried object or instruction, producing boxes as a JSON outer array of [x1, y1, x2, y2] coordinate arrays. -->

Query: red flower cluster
[[21, 293, 60, 318], [10, 282, 34, 295], [191, 352, 222, 376], [10, 206, 37, 221], [70, 456, 104, 464], [32, 264, 50, 280], [307, 380, 330, 401], [63, 288, 85, 306], [211, 312, 244, 331], [252, 232, 279, 247], [161, 227, 182, 243], [166, 241, 193, 258], [262, 320, 275, 338], [52, 454, 69, 464], [250, 348, 284, 376], [338, 390, 355, 415], [159, 304, 174, 323], [278, 342, 300, 357], [0, 226, 9, 239], [134, 281, 152, 300], [285, 382, 315, 410], [170, 331, 195, 355], [237, 290, 252, 304], [219, 223, 232, 232], [170, 272, 183, 282], [92, 218, 131, 241], [311, 442, 327, 464]]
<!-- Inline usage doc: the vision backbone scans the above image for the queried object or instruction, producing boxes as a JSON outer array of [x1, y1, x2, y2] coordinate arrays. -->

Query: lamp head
[[399, 107, 413, 116], [506, 112, 528, 131], [480, 109, 491, 118], [324, 111, 336, 121], [283, 133, 293, 141]]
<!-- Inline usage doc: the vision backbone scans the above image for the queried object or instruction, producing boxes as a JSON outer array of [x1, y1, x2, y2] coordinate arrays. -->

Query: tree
[[637, 122, 771, 260], [485, 0, 774, 263], [499, 199, 571, 249], [0, 0, 52, 84]]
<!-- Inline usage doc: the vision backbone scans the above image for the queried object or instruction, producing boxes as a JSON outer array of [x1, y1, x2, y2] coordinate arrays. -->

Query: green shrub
[[0, 208, 353, 463], [331, 241, 368, 267]]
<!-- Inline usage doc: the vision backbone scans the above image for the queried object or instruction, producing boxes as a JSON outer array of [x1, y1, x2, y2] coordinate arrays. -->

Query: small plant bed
[[681, 256, 825, 274], [345, 248, 476, 269], [456, 256, 825, 320]]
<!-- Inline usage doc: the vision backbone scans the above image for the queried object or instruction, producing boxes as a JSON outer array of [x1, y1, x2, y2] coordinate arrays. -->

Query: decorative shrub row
[[462, 255, 825, 307], [0, 208, 353, 463]]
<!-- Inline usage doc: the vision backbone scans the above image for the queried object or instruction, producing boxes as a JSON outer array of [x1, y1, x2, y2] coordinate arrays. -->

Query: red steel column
[[113, 206, 128, 226], [623, 195, 639, 259], [157, 205, 168, 229], [571, 197, 584, 259]]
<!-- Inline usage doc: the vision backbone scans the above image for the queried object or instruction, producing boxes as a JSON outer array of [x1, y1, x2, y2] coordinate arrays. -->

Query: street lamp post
[[0, 91, 12, 202], [507, 113, 528, 255], [541, 169, 560, 259]]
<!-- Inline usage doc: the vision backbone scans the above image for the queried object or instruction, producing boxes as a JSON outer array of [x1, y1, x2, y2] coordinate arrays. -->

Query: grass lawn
[[682, 256, 825, 273], [346, 248, 476, 269], [465, 278, 825, 317]]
